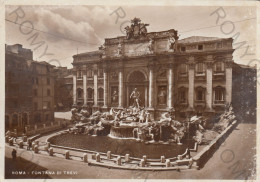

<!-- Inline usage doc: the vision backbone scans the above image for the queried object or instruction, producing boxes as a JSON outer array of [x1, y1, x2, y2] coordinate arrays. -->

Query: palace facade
[[5, 44, 55, 131], [72, 18, 234, 119]]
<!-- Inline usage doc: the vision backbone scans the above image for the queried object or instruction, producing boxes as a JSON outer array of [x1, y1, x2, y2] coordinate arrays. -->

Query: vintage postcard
[[1, 0, 259, 181]]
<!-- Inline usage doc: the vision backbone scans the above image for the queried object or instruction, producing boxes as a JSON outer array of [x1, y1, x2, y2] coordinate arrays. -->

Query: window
[[98, 88, 104, 100], [198, 45, 203, 50], [214, 62, 224, 73], [33, 89, 38, 96], [47, 78, 50, 85], [77, 89, 83, 99], [87, 88, 93, 99], [34, 102, 38, 110], [181, 47, 186, 52], [47, 89, 51, 96], [87, 69, 93, 78], [45, 114, 49, 121], [178, 87, 187, 103], [77, 70, 82, 79], [179, 64, 188, 76], [214, 87, 225, 103], [43, 101, 51, 109], [180, 91, 186, 103], [46, 66, 50, 72], [195, 62, 205, 75], [196, 87, 205, 101]]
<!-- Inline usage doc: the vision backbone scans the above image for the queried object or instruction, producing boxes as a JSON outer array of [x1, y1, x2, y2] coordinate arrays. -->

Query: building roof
[[178, 36, 230, 44], [31, 60, 56, 67], [235, 63, 256, 70], [73, 50, 102, 57]]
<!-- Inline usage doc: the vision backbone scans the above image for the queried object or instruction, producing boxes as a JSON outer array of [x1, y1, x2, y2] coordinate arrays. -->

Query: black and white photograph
[[2, 0, 259, 180]]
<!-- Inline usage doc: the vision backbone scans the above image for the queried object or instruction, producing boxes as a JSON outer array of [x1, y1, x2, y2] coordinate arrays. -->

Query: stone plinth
[[65, 151, 70, 159], [47, 142, 50, 148], [96, 153, 101, 162], [166, 159, 171, 167], [34, 145, 39, 153], [116, 156, 122, 166], [140, 159, 145, 167], [19, 141, 23, 148], [107, 151, 111, 159], [9, 139, 13, 146], [143, 155, 147, 162], [49, 148, 53, 156], [161, 156, 165, 163], [125, 154, 130, 163], [83, 153, 88, 163]]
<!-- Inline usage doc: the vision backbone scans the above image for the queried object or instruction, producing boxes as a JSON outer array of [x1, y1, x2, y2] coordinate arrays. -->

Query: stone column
[[187, 58, 195, 111], [83, 69, 87, 107], [148, 66, 154, 108], [145, 86, 148, 107], [226, 61, 233, 104], [18, 113, 22, 127], [27, 113, 30, 125], [103, 69, 108, 108], [168, 64, 174, 109], [118, 68, 124, 108], [205, 60, 213, 112], [93, 69, 98, 107], [73, 73, 77, 106]]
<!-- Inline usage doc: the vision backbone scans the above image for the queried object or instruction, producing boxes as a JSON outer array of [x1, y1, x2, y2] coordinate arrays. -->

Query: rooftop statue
[[124, 17, 149, 40]]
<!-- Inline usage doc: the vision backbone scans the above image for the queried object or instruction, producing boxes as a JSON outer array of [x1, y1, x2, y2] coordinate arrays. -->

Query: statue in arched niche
[[117, 42, 122, 56], [158, 86, 167, 105], [147, 38, 154, 53], [130, 88, 141, 108], [168, 36, 176, 52]]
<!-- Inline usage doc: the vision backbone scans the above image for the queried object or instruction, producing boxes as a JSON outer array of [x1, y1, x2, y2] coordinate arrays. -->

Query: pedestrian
[[12, 149, 17, 160]]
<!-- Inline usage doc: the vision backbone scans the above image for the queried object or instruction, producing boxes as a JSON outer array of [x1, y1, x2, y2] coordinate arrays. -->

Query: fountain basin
[[48, 133, 195, 158], [110, 125, 136, 138]]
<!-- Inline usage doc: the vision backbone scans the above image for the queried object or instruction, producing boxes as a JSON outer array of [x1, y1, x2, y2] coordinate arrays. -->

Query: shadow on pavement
[[5, 156, 51, 179]]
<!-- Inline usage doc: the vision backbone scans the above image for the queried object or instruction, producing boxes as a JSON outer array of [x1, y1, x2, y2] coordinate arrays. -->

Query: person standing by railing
[[27, 139, 32, 150], [12, 149, 17, 160]]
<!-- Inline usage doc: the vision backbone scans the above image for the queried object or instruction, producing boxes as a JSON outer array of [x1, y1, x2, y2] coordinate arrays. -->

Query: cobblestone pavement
[[5, 123, 256, 179]]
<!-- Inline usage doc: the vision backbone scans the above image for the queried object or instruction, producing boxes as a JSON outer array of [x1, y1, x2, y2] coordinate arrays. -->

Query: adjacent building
[[232, 63, 256, 122], [5, 44, 55, 131], [72, 18, 236, 119], [53, 66, 73, 110]]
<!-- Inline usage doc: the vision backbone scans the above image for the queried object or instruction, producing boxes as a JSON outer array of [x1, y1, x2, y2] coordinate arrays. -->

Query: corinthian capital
[[225, 61, 233, 68]]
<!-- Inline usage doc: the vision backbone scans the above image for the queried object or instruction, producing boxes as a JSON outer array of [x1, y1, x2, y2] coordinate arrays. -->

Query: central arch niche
[[127, 70, 148, 107]]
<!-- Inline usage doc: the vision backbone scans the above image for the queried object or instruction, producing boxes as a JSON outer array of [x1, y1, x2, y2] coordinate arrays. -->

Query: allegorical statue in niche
[[112, 90, 118, 103], [130, 88, 140, 108], [148, 38, 154, 53], [168, 36, 176, 51], [117, 42, 122, 56], [158, 87, 167, 105]]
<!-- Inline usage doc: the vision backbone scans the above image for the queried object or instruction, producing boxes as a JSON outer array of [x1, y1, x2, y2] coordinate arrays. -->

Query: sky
[[5, 5, 257, 68]]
